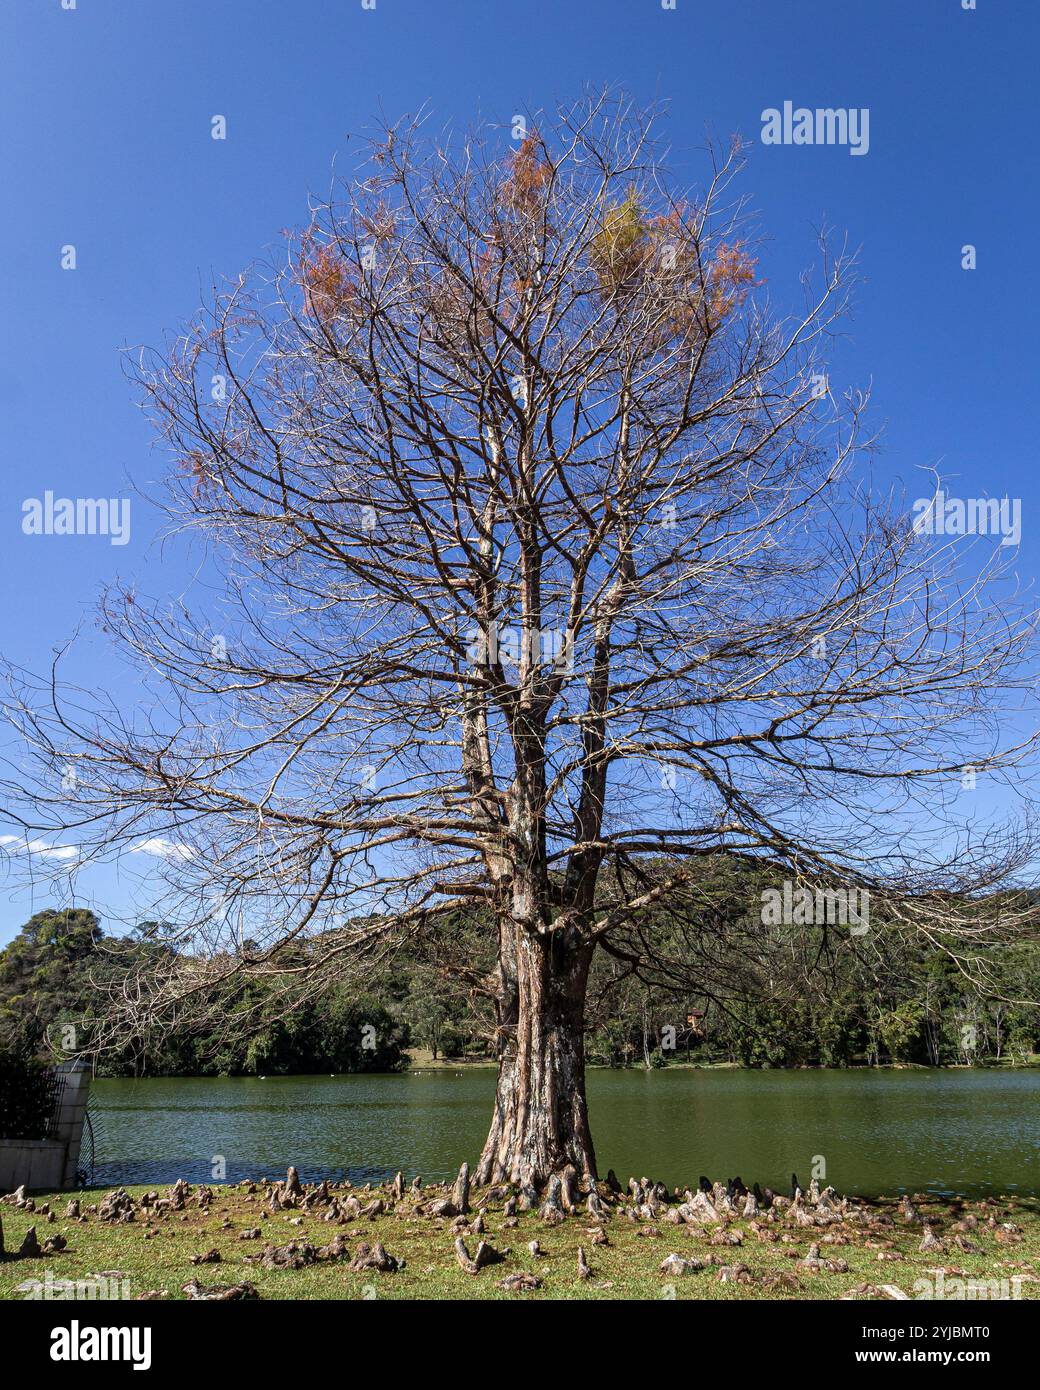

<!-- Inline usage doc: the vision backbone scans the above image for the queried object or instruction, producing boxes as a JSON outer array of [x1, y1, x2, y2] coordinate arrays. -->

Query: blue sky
[[1, 0, 1037, 945]]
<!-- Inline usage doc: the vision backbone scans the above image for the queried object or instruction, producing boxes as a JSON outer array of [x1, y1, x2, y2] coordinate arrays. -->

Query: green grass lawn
[[2, 1180, 1038, 1301]]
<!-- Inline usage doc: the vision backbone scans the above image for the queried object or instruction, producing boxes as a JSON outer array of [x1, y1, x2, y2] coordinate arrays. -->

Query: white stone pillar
[[53, 1059, 92, 1189]]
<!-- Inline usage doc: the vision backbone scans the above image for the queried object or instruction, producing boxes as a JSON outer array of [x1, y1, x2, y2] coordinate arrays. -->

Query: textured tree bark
[[474, 915, 519, 1183], [475, 927, 597, 1188]]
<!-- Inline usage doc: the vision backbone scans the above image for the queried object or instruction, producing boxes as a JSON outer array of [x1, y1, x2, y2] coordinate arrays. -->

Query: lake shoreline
[[88, 1051, 1040, 1078], [406, 1052, 1040, 1072]]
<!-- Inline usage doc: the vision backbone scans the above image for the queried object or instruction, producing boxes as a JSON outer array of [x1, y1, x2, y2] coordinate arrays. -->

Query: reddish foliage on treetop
[[297, 229, 360, 325], [500, 133, 553, 215]]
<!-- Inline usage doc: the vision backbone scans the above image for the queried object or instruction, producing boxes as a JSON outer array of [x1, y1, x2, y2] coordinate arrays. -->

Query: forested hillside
[[3, 857, 1037, 1076]]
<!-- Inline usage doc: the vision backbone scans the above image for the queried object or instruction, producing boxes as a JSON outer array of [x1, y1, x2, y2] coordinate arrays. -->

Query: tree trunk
[[475, 928, 597, 1188]]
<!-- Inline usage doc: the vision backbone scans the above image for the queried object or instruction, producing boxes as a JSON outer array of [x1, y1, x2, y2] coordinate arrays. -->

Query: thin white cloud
[[129, 837, 196, 861], [0, 835, 80, 863]]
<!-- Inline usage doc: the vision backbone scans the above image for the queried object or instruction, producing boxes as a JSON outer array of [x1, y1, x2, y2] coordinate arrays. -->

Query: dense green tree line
[[0, 908, 407, 1076], [2, 859, 1037, 1076]]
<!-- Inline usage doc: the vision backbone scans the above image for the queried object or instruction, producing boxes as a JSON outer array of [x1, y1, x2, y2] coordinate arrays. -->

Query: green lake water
[[86, 1067, 1040, 1198]]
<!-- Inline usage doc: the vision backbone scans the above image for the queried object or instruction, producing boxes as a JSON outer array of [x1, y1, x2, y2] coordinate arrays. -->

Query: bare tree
[[3, 91, 1037, 1187]]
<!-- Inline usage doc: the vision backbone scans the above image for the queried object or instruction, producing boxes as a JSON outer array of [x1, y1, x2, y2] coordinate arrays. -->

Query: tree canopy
[[2, 92, 1037, 1183]]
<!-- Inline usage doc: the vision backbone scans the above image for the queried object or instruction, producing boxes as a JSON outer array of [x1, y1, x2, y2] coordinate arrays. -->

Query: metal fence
[[0, 1060, 64, 1141], [78, 1097, 98, 1186]]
